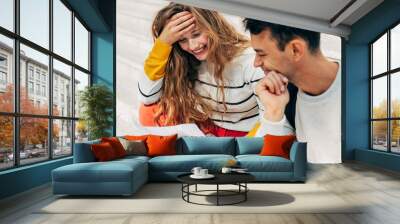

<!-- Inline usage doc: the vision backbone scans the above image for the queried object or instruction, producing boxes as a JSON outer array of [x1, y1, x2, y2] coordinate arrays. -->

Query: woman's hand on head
[[158, 11, 196, 45]]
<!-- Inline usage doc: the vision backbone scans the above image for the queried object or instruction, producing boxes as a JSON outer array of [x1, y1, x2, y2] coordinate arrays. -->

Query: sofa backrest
[[74, 136, 296, 161], [177, 137, 236, 155], [73, 139, 100, 163], [235, 137, 264, 155]]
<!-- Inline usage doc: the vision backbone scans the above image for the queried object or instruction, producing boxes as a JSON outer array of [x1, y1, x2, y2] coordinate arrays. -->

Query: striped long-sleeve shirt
[[138, 38, 266, 132]]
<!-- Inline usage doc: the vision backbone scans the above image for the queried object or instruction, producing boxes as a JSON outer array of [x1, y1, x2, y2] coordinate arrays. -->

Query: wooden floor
[[1, 162, 400, 224]]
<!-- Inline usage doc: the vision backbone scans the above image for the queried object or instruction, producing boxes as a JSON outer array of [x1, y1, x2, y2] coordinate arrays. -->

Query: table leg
[[245, 183, 247, 201], [181, 184, 183, 199], [217, 184, 219, 206], [187, 184, 190, 202]]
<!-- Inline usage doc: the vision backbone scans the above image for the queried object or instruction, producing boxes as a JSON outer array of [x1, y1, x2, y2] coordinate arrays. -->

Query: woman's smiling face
[[178, 24, 209, 61]]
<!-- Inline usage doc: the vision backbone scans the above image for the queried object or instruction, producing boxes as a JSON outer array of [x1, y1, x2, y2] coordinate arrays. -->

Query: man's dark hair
[[243, 18, 320, 53]]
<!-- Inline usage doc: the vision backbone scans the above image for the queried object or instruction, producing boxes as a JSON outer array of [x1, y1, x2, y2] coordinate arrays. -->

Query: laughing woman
[[138, 3, 290, 137]]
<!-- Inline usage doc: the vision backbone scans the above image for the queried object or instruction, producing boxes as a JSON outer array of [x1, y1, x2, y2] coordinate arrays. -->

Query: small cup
[[191, 167, 202, 176], [199, 168, 208, 176], [221, 167, 232, 174]]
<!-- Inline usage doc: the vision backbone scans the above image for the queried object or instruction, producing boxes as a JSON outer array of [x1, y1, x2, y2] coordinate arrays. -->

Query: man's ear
[[286, 38, 306, 62]]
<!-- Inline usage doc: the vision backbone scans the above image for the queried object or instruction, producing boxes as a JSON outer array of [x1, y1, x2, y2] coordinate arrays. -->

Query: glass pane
[[391, 72, 400, 118], [372, 77, 387, 119], [0, 116, 13, 170], [74, 69, 89, 118], [372, 121, 387, 151], [391, 24, 400, 70], [53, 0, 72, 60], [391, 120, 400, 153], [0, 34, 14, 112], [0, 0, 14, 31], [53, 119, 72, 157], [75, 120, 88, 143], [20, 117, 49, 165], [74, 17, 89, 70], [53, 59, 72, 117], [20, 44, 49, 115], [372, 33, 387, 76], [20, 0, 49, 49]]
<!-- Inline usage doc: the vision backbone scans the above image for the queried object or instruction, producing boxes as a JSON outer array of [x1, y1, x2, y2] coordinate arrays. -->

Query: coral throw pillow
[[101, 137, 127, 158], [124, 135, 149, 141], [146, 134, 177, 157], [260, 134, 296, 159], [91, 142, 118, 161]]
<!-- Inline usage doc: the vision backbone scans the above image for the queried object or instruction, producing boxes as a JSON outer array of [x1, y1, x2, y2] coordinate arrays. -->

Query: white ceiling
[[226, 0, 352, 22], [171, 0, 384, 37]]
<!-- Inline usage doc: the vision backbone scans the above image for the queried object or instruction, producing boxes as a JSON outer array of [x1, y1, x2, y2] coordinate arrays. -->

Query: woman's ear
[[286, 38, 306, 62]]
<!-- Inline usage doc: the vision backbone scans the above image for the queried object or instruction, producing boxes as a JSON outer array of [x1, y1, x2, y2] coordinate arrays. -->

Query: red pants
[[206, 124, 248, 137]]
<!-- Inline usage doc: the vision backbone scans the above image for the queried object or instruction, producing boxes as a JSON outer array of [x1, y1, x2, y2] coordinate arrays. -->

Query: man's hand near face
[[256, 71, 289, 122]]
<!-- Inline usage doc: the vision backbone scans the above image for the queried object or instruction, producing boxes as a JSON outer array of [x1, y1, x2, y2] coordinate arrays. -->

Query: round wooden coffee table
[[177, 173, 255, 206]]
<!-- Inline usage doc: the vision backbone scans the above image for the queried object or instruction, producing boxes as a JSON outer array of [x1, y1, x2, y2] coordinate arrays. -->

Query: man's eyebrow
[[254, 49, 264, 53]]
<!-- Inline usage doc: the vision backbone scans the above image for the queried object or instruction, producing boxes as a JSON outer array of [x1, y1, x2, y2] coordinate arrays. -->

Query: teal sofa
[[52, 137, 307, 196]]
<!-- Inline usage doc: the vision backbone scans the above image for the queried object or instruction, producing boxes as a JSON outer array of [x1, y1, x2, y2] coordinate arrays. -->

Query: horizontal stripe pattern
[[194, 77, 262, 89], [211, 113, 259, 124], [137, 73, 164, 105], [138, 82, 161, 97], [199, 93, 255, 105], [212, 104, 258, 114]]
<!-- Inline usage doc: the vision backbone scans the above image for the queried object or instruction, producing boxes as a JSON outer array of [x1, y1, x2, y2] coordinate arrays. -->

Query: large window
[[371, 23, 400, 154], [0, 0, 91, 171]]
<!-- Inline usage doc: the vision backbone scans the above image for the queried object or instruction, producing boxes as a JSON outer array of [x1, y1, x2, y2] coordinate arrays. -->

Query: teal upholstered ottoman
[[52, 156, 149, 196]]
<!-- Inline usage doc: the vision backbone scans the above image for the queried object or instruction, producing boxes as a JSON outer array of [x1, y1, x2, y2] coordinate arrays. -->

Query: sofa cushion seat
[[115, 155, 150, 163], [148, 154, 235, 172], [53, 158, 147, 183], [52, 157, 149, 195], [236, 155, 293, 172]]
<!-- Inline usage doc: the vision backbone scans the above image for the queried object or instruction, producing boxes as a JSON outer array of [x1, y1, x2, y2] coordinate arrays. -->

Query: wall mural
[[116, 0, 341, 163]]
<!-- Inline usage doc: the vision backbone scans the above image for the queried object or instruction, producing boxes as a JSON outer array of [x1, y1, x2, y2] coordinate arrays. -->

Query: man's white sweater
[[256, 62, 342, 164]]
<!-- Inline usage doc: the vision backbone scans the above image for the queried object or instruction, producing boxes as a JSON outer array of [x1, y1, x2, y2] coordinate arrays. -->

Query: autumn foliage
[[372, 99, 400, 142], [0, 84, 59, 150]]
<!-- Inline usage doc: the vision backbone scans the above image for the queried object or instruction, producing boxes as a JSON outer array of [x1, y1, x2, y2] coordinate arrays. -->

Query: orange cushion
[[146, 134, 177, 157], [101, 137, 127, 158], [91, 142, 118, 161], [124, 135, 149, 141], [260, 134, 296, 159]]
